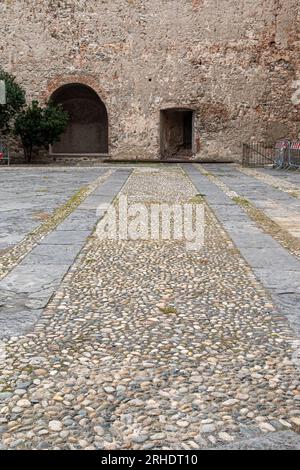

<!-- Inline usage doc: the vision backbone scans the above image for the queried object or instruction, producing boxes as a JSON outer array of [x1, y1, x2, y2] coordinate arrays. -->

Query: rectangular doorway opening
[[160, 108, 194, 160]]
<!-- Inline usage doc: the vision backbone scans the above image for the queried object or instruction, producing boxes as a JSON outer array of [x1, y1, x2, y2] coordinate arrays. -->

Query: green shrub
[[14, 101, 69, 163]]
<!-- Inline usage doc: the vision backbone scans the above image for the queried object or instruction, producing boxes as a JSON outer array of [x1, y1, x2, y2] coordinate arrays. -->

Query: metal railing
[[242, 142, 274, 167], [288, 142, 300, 169], [243, 141, 300, 170], [273, 140, 290, 169]]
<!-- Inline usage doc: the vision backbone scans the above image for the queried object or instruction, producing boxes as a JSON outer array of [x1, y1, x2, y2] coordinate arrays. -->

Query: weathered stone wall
[[0, 0, 299, 161]]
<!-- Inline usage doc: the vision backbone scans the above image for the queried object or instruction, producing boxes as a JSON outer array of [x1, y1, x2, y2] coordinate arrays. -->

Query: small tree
[[14, 101, 69, 163], [0, 69, 26, 133]]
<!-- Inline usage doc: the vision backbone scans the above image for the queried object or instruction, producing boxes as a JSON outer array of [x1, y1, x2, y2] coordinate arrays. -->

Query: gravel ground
[[0, 167, 299, 450]]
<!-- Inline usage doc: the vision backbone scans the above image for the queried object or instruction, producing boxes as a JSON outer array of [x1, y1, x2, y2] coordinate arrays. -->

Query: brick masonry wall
[[0, 0, 299, 161]]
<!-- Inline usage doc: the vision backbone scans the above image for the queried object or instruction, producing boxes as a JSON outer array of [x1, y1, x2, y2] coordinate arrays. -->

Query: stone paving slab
[[79, 195, 115, 209], [78, 170, 131, 210], [253, 269, 300, 290], [39, 230, 91, 246], [240, 247, 300, 269], [0, 264, 70, 295], [0, 308, 43, 339], [21, 245, 81, 265], [0, 214, 38, 248], [239, 167, 300, 199], [98, 184, 132, 194], [258, 168, 300, 186], [216, 431, 300, 450], [220, 226, 275, 248], [209, 204, 254, 220], [184, 164, 300, 337], [55, 216, 97, 232]]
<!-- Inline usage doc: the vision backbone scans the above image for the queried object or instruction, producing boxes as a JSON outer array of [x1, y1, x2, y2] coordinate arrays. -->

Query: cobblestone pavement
[[0, 167, 300, 450]]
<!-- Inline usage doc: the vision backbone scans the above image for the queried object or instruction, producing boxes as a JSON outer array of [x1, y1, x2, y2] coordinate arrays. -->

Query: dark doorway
[[51, 84, 108, 155], [160, 108, 194, 159]]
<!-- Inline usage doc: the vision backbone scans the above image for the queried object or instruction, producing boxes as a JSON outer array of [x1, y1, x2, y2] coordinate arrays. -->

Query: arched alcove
[[50, 83, 109, 155]]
